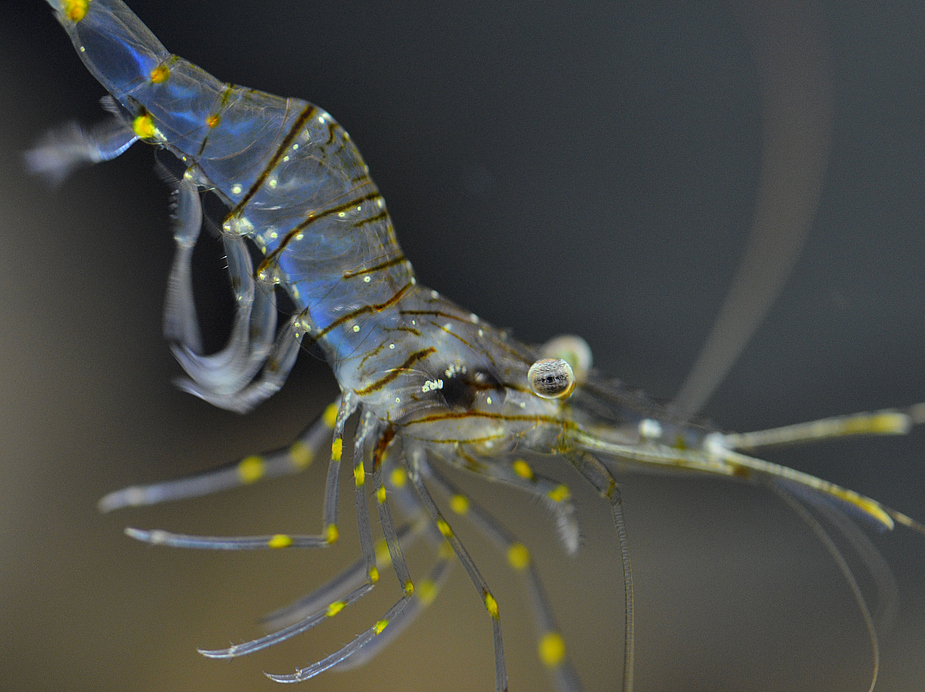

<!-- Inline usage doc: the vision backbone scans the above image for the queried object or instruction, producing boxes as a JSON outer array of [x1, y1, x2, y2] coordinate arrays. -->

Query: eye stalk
[[527, 358, 577, 399]]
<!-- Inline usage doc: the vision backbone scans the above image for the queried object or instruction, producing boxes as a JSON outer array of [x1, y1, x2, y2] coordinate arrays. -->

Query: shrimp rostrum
[[30, 1, 925, 690]]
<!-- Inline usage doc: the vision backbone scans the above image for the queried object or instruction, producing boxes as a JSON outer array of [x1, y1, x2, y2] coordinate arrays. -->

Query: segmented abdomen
[[53, 0, 413, 359]]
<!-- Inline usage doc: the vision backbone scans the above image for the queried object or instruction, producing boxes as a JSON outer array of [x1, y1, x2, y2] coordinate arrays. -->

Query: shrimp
[[16, 1, 925, 691]]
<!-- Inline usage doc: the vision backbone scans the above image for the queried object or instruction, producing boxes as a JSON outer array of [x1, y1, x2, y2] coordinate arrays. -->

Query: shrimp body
[[32, 2, 925, 691], [44, 0, 638, 453]]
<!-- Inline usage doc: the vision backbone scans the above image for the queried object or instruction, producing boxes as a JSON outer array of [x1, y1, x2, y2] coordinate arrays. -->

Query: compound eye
[[527, 358, 576, 399]]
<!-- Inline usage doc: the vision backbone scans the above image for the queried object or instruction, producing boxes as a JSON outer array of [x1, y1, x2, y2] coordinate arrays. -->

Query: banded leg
[[200, 404, 384, 663], [225, 426, 437, 681], [330, 444, 455, 670], [124, 394, 357, 550], [333, 544, 455, 671], [719, 403, 925, 450], [422, 458, 582, 692], [263, 445, 434, 629], [568, 451, 634, 692], [407, 445, 509, 692], [268, 428, 439, 679], [573, 427, 925, 535], [261, 521, 423, 632], [468, 454, 581, 555], [262, 444, 452, 668], [98, 399, 339, 512]]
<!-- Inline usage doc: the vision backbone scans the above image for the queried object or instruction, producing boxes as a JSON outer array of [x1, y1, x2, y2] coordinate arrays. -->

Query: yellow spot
[[374, 619, 389, 635], [288, 440, 313, 469], [404, 580, 415, 596], [507, 543, 530, 570], [326, 601, 345, 617], [206, 114, 220, 128], [438, 540, 454, 559], [149, 64, 170, 83], [484, 592, 499, 620], [236, 455, 265, 484], [354, 462, 365, 487], [132, 113, 155, 139], [62, 0, 88, 22], [548, 484, 571, 503], [268, 534, 292, 549], [855, 412, 909, 435], [436, 519, 453, 538], [325, 524, 339, 544], [331, 438, 343, 462], [322, 403, 338, 428], [513, 459, 534, 480], [449, 494, 470, 515], [374, 538, 393, 568], [539, 632, 566, 668], [369, 566, 379, 584], [834, 489, 893, 529], [376, 485, 387, 504], [729, 463, 751, 480], [417, 579, 437, 606], [389, 466, 407, 488]]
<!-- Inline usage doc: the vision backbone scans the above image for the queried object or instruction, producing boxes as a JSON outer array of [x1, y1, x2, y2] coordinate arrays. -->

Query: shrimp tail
[[23, 115, 137, 185]]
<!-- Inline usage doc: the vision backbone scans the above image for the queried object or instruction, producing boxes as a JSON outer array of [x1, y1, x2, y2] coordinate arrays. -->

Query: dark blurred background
[[2, 1, 925, 690]]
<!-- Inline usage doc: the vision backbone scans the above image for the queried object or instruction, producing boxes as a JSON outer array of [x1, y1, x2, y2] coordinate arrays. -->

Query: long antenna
[[672, 0, 833, 420]]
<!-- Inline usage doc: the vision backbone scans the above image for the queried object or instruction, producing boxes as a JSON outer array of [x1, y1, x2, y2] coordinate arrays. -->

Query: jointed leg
[[123, 395, 356, 550], [569, 451, 634, 692], [99, 399, 339, 512], [422, 458, 582, 692], [407, 445, 509, 692]]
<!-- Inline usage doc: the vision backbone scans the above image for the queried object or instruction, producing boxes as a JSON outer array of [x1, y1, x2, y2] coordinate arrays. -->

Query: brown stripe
[[326, 121, 340, 145], [343, 253, 406, 279], [372, 426, 396, 471], [426, 319, 474, 349], [403, 411, 569, 428], [258, 190, 382, 276], [426, 435, 507, 445], [399, 309, 473, 324], [355, 347, 437, 396], [359, 341, 387, 370], [229, 103, 316, 214], [352, 209, 389, 229], [316, 282, 414, 340]]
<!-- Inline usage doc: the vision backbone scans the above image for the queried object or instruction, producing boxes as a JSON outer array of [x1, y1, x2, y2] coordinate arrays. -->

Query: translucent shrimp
[[25, 1, 925, 691]]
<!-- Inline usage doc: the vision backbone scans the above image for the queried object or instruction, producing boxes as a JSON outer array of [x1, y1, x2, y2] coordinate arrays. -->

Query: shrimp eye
[[527, 358, 576, 399]]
